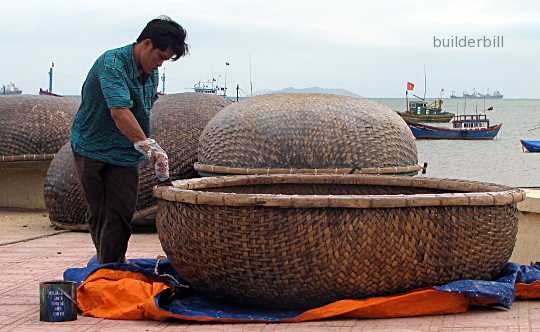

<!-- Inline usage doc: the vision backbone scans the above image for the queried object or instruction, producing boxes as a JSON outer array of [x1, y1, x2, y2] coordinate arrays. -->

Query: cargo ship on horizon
[[0, 82, 22, 95], [450, 90, 503, 99]]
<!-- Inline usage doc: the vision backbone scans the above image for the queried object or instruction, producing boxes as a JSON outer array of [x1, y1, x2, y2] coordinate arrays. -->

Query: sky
[[1, 0, 539, 98]]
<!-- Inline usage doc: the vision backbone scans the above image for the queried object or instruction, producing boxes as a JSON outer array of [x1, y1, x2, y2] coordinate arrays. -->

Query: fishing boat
[[398, 77, 454, 123], [520, 123, 540, 152], [38, 63, 62, 96], [399, 99, 455, 123], [520, 140, 540, 152], [39, 88, 62, 97], [406, 114, 502, 140], [193, 79, 226, 97]]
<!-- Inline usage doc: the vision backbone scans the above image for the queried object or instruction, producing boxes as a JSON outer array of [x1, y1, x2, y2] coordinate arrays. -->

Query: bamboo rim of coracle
[[0, 154, 56, 162], [194, 162, 422, 175], [0, 154, 55, 169], [153, 174, 525, 208]]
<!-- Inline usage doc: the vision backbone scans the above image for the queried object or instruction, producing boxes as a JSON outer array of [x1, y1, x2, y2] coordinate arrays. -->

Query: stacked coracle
[[0, 95, 78, 158], [0, 95, 79, 209], [154, 93, 524, 309], [195, 93, 421, 176], [44, 93, 229, 230]]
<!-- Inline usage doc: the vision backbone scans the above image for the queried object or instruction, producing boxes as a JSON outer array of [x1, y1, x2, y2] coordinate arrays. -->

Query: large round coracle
[[0, 95, 79, 209], [196, 93, 420, 176], [44, 93, 229, 230], [0, 95, 78, 158], [155, 174, 523, 310]]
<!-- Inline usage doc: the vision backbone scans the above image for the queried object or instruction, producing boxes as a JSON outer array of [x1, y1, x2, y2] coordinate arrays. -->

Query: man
[[71, 16, 189, 264]]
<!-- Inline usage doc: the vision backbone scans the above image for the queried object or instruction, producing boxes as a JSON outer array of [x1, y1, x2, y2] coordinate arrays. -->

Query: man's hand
[[134, 138, 170, 181]]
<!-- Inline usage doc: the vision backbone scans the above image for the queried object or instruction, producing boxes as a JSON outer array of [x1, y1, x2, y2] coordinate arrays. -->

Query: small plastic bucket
[[39, 280, 78, 322]]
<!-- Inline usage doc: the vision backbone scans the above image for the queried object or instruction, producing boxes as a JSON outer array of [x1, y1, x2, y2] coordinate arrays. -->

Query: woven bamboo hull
[[155, 174, 522, 310], [0, 95, 78, 209], [0, 95, 78, 156], [197, 93, 419, 176]]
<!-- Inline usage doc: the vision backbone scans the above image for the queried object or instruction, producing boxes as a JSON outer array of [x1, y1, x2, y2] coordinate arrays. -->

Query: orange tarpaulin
[[77, 269, 170, 321], [516, 280, 540, 299]]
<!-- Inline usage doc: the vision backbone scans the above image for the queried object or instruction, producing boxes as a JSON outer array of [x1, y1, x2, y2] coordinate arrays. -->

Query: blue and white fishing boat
[[520, 140, 540, 152], [193, 79, 226, 97], [406, 114, 502, 140]]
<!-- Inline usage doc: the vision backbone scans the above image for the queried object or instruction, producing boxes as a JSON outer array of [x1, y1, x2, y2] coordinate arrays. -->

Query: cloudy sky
[[1, 0, 539, 97]]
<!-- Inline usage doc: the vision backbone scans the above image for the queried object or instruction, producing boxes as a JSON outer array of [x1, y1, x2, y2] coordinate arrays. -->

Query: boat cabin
[[408, 99, 443, 115], [452, 114, 490, 129]]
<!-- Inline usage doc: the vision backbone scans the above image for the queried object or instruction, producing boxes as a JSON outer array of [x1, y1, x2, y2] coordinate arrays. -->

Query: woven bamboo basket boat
[[0, 95, 78, 157], [155, 174, 524, 309], [44, 93, 229, 230], [196, 93, 422, 176], [0, 95, 78, 209]]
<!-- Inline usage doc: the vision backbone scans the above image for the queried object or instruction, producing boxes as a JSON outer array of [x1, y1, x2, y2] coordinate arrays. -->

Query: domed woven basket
[[0, 95, 78, 162], [196, 93, 421, 176], [44, 93, 229, 230], [0, 95, 78, 209], [155, 174, 523, 309]]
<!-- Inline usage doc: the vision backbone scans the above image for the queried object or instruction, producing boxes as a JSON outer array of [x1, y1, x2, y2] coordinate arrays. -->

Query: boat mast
[[224, 62, 230, 97], [249, 54, 253, 97], [406, 90, 409, 113], [423, 64, 427, 100], [48, 62, 54, 93]]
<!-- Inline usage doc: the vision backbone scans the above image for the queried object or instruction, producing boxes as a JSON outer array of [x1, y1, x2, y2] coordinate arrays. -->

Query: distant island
[[256, 87, 363, 98]]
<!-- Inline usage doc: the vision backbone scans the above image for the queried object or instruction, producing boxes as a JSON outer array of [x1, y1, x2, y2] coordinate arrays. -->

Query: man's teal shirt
[[71, 44, 159, 166]]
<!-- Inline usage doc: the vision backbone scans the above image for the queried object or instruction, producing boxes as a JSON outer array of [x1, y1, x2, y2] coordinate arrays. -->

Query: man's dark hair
[[137, 16, 189, 61]]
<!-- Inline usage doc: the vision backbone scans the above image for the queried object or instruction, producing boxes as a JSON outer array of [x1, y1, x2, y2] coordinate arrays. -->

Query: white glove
[[134, 138, 170, 181]]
